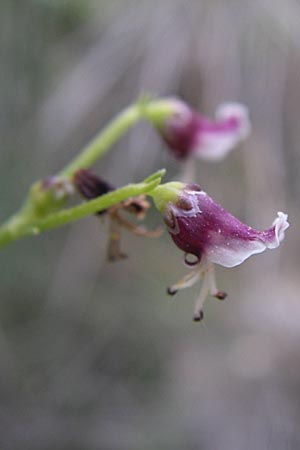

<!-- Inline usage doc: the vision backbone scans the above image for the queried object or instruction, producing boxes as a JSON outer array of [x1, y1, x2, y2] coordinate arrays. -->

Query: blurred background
[[0, 0, 300, 449]]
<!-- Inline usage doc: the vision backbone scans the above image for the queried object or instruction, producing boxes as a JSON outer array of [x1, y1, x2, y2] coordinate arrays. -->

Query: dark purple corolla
[[152, 182, 289, 321], [157, 99, 251, 160]]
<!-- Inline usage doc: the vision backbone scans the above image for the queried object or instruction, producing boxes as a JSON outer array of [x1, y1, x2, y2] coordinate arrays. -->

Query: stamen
[[167, 269, 201, 296], [110, 210, 162, 237], [122, 195, 150, 219], [107, 219, 127, 262], [193, 310, 204, 322], [193, 269, 209, 322], [207, 263, 227, 300]]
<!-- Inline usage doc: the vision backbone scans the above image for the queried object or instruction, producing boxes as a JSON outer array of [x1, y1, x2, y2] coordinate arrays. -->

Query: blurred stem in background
[[60, 97, 174, 178], [0, 96, 173, 248]]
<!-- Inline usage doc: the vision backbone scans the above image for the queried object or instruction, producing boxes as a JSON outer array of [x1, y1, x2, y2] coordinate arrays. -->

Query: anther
[[193, 310, 204, 322], [214, 291, 227, 301], [167, 286, 178, 296]]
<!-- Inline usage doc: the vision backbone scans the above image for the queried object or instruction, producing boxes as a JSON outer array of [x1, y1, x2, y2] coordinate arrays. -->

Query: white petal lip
[[201, 202, 289, 268], [267, 211, 289, 249], [159, 98, 251, 161], [206, 238, 268, 268], [206, 211, 290, 268], [216, 102, 251, 140], [194, 102, 251, 161]]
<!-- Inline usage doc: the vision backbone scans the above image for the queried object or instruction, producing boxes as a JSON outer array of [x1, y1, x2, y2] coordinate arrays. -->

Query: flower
[[156, 98, 251, 160], [151, 182, 289, 321], [74, 169, 161, 260]]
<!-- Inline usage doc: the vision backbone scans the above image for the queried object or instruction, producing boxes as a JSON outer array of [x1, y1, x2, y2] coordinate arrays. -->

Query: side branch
[[0, 170, 165, 248]]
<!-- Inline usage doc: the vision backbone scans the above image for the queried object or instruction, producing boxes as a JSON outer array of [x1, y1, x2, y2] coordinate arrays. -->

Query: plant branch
[[0, 94, 173, 250], [0, 170, 165, 248], [60, 97, 173, 179]]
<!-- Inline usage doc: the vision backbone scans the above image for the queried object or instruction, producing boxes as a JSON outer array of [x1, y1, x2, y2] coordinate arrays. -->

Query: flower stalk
[[0, 170, 165, 248], [60, 97, 175, 179], [0, 95, 173, 249]]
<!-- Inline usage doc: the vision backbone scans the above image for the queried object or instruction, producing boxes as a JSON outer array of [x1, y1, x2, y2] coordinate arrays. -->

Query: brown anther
[[167, 286, 178, 296], [214, 291, 227, 301], [193, 310, 204, 322]]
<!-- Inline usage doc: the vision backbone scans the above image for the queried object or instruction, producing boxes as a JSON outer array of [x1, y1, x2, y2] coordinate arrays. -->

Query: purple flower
[[157, 99, 251, 160], [152, 182, 289, 321]]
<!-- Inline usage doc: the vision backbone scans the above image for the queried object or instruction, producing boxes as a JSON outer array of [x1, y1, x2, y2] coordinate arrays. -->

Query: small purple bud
[[156, 98, 251, 161]]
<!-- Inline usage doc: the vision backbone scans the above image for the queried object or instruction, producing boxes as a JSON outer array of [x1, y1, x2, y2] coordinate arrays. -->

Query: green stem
[[60, 105, 140, 178], [60, 97, 173, 179], [0, 170, 165, 248], [0, 94, 173, 249]]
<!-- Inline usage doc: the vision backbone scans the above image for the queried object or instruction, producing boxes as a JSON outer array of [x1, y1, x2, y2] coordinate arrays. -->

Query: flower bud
[[156, 98, 251, 160]]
